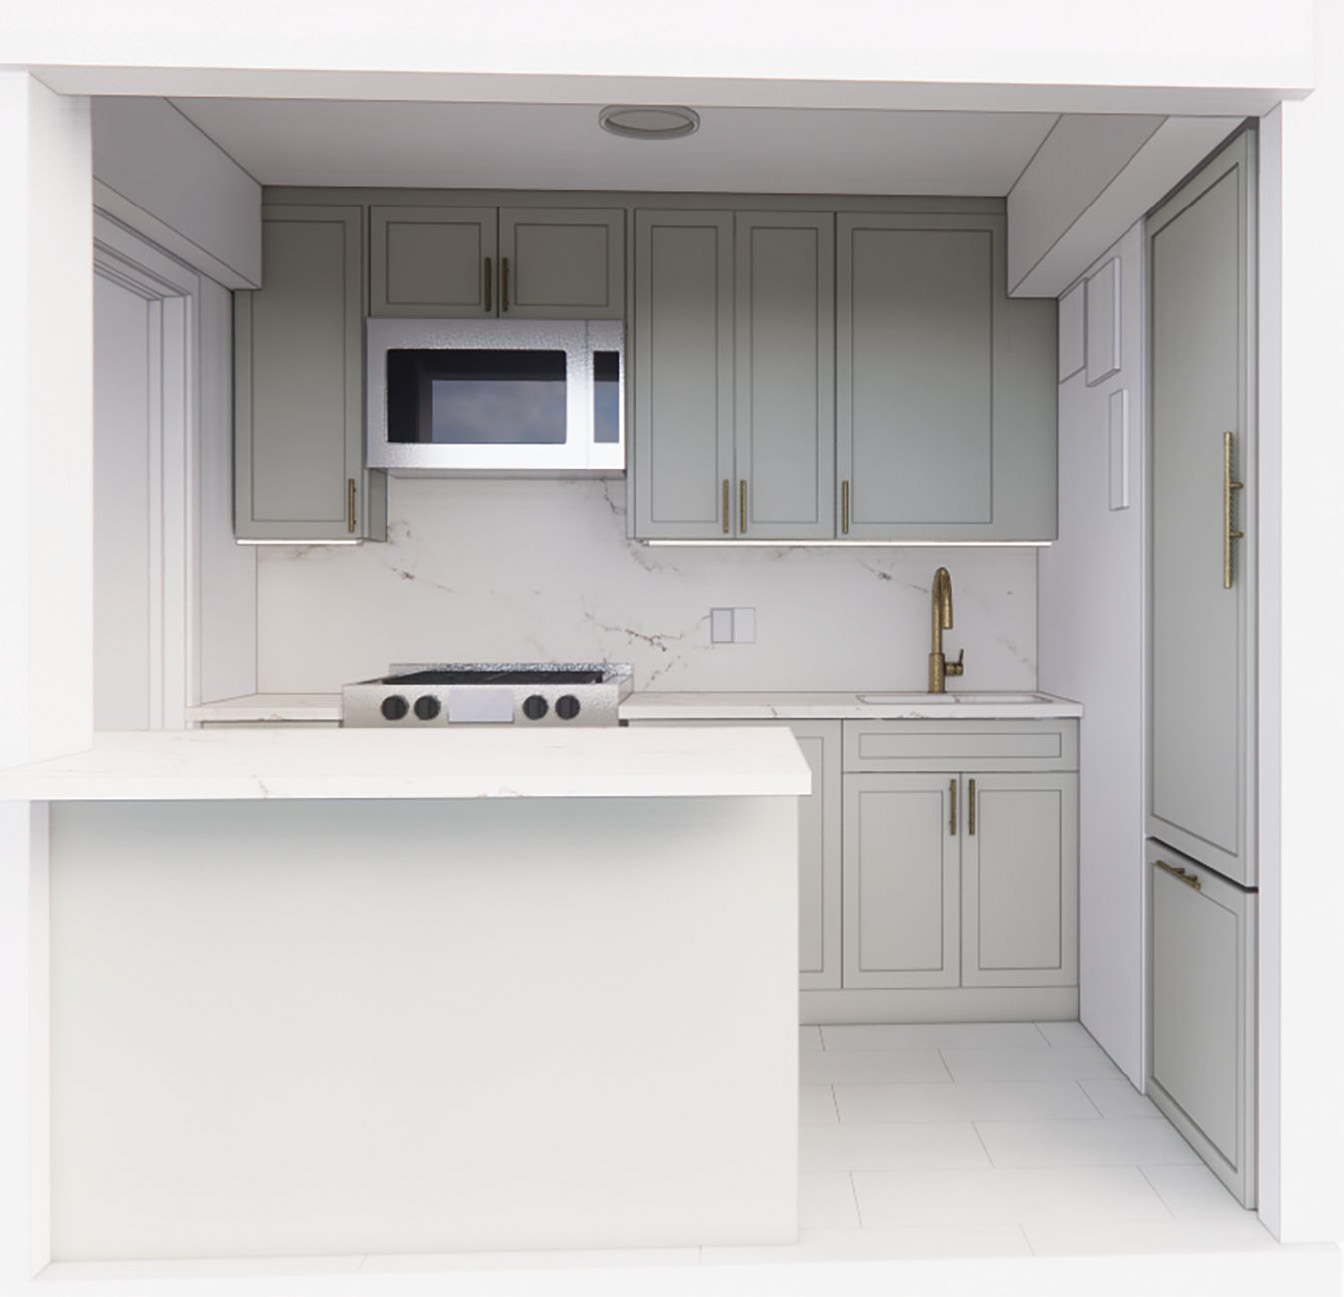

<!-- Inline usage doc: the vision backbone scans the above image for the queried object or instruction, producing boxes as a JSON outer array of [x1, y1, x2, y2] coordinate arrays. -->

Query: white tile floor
[[42, 1021, 1288, 1289]]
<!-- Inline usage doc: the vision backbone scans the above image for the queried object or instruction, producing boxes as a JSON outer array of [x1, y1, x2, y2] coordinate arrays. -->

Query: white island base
[[24, 731, 806, 1262]]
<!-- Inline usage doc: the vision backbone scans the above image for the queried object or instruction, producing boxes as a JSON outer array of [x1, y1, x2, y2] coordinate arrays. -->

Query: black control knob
[[381, 694, 409, 721], [555, 694, 581, 721], [413, 695, 441, 721], [522, 694, 549, 720]]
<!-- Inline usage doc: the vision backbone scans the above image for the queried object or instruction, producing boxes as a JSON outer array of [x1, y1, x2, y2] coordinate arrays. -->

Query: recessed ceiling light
[[598, 105, 701, 141]]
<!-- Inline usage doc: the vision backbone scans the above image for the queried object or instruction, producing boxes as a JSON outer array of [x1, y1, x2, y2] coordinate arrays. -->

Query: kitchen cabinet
[[370, 204, 624, 320], [234, 204, 387, 542], [1146, 131, 1257, 886], [842, 774, 960, 989], [836, 212, 1057, 540], [632, 209, 834, 539], [1147, 843, 1257, 1206], [632, 202, 1055, 542], [841, 720, 1078, 993]]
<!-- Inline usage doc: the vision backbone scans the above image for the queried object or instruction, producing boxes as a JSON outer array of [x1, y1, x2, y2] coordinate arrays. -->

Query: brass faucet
[[929, 567, 965, 694]]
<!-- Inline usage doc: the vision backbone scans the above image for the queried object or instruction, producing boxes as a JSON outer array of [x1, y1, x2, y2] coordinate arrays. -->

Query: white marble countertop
[[622, 691, 1084, 720], [187, 690, 1083, 723], [0, 728, 811, 802]]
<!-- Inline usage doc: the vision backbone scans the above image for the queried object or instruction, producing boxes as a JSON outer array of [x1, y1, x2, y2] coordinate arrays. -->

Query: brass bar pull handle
[[740, 479, 748, 535], [347, 478, 357, 534], [1223, 430, 1244, 589], [949, 779, 958, 836], [841, 479, 851, 535], [1155, 858, 1203, 892], [968, 778, 976, 835], [722, 479, 731, 535], [484, 256, 493, 313], [502, 256, 510, 312]]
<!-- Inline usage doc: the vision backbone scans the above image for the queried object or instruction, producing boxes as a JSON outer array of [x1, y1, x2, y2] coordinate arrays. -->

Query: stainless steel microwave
[[366, 317, 624, 473]]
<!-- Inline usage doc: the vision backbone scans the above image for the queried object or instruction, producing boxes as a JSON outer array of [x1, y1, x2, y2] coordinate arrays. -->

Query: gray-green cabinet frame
[[234, 204, 387, 542]]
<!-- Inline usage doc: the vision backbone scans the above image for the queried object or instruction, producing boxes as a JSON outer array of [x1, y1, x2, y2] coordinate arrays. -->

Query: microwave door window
[[386, 349, 568, 446]]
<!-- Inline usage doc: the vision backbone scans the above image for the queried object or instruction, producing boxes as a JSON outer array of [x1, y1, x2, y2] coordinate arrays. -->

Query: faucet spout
[[928, 567, 964, 694]]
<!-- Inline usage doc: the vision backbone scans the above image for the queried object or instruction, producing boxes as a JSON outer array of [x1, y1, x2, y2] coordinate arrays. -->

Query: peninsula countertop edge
[[0, 727, 812, 802]]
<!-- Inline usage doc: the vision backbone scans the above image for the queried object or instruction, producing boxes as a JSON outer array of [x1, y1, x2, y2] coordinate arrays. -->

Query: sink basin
[[856, 692, 1051, 705]]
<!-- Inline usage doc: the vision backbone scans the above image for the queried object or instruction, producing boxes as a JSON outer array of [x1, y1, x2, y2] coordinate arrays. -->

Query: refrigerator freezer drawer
[[1146, 840, 1257, 1207]]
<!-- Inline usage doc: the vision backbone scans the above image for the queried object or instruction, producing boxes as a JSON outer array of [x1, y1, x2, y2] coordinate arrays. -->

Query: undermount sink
[[856, 692, 1051, 705]]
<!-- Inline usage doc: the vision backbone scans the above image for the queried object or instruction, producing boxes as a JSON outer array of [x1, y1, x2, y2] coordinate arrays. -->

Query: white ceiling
[[169, 98, 1060, 195]]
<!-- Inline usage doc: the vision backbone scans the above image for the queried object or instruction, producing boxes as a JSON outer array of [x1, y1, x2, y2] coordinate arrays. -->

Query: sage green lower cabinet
[[961, 773, 1079, 988], [842, 774, 961, 989], [235, 205, 387, 541], [1147, 842, 1257, 1207]]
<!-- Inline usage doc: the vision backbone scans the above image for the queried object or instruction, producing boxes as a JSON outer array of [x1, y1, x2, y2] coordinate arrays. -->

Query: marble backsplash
[[254, 477, 1038, 695]]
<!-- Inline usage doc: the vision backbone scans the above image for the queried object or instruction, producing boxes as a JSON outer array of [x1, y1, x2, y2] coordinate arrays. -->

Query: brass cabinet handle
[[969, 778, 976, 835], [949, 779, 957, 836], [1155, 858, 1203, 891], [722, 479, 731, 535], [740, 479, 748, 534], [347, 478, 357, 534], [841, 479, 851, 535], [484, 256, 493, 313], [1223, 430, 1245, 589], [502, 256, 510, 312]]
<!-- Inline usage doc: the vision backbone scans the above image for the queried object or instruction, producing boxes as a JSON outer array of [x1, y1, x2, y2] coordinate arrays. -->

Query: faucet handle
[[946, 649, 965, 678]]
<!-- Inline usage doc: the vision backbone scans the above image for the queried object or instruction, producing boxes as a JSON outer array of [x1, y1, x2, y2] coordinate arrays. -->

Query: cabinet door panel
[[962, 773, 1078, 987], [734, 213, 835, 539], [1147, 132, 1256, 885], [843, 774, 959, 989], [235, 205, 379, 541], [499, 208, 624, 319], [370, 206, 496, 317], [839, 216, 993, 529], [791, 721, 842, 990], [633, 211, 735, 538], [1147, 844, 1256, 1204]]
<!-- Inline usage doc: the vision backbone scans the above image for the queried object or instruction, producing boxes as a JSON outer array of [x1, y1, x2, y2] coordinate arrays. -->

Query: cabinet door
[[836, 212, 1056, 541], [1146, 133, 1256, 886], [235, 205, 386, 541], [632, 211, 735, 539], [1147, 844, 1256, 1206], [843, 774, 960, 989], [498, 208, 624, 319], [734, 213, 835, 539], [961, 773, 1078, 988], [369, 205, 496, 318], [790, 720, 843, 990]]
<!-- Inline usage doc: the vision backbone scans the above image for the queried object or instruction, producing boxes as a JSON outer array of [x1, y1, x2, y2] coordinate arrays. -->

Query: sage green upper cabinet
[[370, 204, 624, 319], [235, 204, 386, 542], [836, 212, 1057, 541], [735, 213, 835, 539], [497, 207, 624, 319], [632, 210, 735, 539], [370, 205, 495, 317], [633, 209, 834, 540]]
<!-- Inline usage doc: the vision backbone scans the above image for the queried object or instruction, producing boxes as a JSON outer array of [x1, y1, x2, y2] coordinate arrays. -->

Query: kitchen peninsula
[[0, 726, 809, 1260]]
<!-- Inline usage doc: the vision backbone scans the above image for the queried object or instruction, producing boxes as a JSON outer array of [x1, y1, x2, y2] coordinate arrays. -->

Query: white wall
[[0, 71, 91, 1288], [92, 98, 261, 287], [1038, 226, 1146, 1085], [8, 1, 1312, 109], [255, 480, 1038, 695]]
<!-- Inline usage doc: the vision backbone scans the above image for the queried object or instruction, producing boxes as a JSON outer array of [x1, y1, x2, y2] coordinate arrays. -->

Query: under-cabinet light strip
[[645, 539, 1050, 548]]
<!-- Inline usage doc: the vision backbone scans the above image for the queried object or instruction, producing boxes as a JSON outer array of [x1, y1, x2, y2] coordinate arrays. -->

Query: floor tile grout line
[[830, 1083, 841, 1124], [1032, 1021, 1053, 1047], [1136, 1164, 1181, 1221], [1075, 1078, 1106, 1119], [935, 1047, 956, 1082], [1017, 1223, 1037, 1256], [970, 1119, 997, 1168], [847, 1171, 864, 1229]]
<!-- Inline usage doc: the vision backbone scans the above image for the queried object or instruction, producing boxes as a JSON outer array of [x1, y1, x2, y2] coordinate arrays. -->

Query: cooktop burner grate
[[383, 668, 607, 687]]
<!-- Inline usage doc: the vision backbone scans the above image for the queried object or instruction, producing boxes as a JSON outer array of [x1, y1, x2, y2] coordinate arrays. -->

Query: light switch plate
[[733, 607, 757, 643], [710, 608, 734, 643]]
